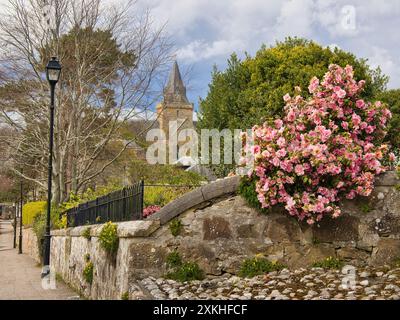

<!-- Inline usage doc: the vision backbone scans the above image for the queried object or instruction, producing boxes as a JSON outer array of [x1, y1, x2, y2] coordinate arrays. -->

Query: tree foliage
[[199, 38, 389, 131], [377, 89, 400, 148], [0, 0, 173, 204]]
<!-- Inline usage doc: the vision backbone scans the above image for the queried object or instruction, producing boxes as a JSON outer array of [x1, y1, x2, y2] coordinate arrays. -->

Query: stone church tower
[[156, 61, 194, 159]]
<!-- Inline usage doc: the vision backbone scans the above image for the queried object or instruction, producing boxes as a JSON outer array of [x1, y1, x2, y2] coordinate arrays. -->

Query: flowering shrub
[[241, 64, 396, 225], [143, 205, 161, 218]]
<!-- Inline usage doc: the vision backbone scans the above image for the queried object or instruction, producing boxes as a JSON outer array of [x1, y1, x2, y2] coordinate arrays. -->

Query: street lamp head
[[46, 56, 62, 85]]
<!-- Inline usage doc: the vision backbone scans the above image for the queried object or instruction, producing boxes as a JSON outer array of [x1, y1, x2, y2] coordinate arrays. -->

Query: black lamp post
[[42, 57, 62, 278], [13, 202, 17, 249], [18, 172, 23, 254]]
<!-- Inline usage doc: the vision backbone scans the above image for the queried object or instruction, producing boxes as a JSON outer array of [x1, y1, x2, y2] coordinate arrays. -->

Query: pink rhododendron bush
[[241, 64, 396, 225]]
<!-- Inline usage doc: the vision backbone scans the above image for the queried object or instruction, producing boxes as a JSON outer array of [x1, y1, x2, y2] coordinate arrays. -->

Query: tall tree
[[0, 0, 173, 204], [199, 38, 389, 131], [377, 89, 400, 148]]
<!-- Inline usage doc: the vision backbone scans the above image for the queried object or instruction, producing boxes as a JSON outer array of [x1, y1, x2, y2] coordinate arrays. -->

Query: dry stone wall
[[17, 226, 41, 264], [45, 172, 400, 299]]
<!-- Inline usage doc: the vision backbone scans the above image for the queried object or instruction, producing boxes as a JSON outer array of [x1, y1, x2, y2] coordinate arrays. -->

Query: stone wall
[[48, 172, 400, 300], [17, 227, 41, 264]]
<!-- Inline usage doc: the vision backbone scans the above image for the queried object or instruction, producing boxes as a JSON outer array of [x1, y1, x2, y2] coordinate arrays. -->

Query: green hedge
[[22, 201, 46, 226]]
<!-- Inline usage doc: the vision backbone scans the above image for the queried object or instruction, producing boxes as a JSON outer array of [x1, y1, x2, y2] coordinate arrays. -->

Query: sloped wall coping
[[149, 175, 241, 224], [51, 176, 240, 237]]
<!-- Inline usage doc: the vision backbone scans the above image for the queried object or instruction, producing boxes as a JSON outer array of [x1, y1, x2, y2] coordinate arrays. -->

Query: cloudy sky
[[134, 0, 400, 110], [1, 0, 400, 111]]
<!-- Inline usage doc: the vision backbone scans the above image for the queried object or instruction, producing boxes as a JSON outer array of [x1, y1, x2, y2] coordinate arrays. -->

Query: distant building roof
[[163, 61, 190, 105]]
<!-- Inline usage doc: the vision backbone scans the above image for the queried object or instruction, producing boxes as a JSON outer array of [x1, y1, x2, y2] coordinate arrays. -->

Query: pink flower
[[332, 208, 341, 218], [356, 99, 365, 109], [252, 145, 261, 154], [287, 109, 296, 122], [255, 166, 265, 178], [352, 113, 361, 126], [336, 181, 345, 188], [295, 164, 305, 176], [367, 109, 376, 118], [272, 157, 280, 167], [302, 192, 310, 204], [262, 150, 271, 158], [143, 205, 161, 218], [285, 197, 296, 210], [277, 137, 286, 148], [334, 86, 346, 99], [346, 190, 357, 200], [276, 149, 287, 158], [365, 126, 375, 134], [345, 65, 354, 77], [283, 94, 291, 102], [296, 123, 306, 131], [308, 77, 319, 93], [243, 64, 391, 224], [280, 160, 293, 173], [275, 119, 283, 129]]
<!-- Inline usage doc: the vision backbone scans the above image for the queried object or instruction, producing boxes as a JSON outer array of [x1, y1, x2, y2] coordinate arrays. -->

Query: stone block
[[179, 243, 218, 274], [303, 245, 337, 266], [117, 220, 160, 238], [149, 188, 204, 224], [337, 247, 370, 262], [203, 217, 232, 240], [370, 239, 400, 266], [69, 226, 88, 237], [201, 176, 240, 201], [369, 214, 400, 236], [284, 244, 336, 268], [313, 215, 360, 242], [236, 224, 258, 238], [264, 216, 302, 242], [129, 243, 167, 270], [375, 171, 399, 186]]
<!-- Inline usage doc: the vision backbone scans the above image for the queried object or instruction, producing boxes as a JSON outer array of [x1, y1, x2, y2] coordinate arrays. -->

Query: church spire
[[164, 61, 189, 104]]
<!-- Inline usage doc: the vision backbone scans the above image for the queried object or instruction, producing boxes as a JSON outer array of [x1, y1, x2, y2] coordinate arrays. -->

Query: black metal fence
[[65, 181, 144, 227]]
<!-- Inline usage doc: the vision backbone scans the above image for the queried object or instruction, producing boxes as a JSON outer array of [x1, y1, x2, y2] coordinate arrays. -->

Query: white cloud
[[1, 0, 399, 92], [177, 39, 245, 62], [368, 46, 400, 89], [274, 0, 315, 39], [142, 0, 400, 89]]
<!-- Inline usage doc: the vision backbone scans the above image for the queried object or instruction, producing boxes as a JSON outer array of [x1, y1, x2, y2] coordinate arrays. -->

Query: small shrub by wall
[[22, 201, 46, 226]]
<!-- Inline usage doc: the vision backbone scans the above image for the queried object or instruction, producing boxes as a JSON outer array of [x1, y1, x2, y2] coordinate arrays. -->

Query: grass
[[166, 262, 204, 282], [360, 203, 372, 213], [239, 256, 285, 278], [83, 261, 94, 285], [169, 218, 183, 237], [99, 222, 119, 254], [82, 227, 91, 240], [312, 256, 343, 269], [165, 251, 204, 282]]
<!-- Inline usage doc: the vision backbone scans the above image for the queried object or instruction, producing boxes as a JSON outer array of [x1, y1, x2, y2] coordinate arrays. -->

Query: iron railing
[[65, 180, 144, 227]]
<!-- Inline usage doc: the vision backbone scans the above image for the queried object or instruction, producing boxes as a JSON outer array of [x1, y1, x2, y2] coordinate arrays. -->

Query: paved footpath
[[0, 220, 77, 300]]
